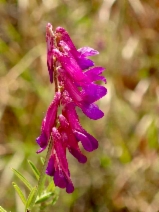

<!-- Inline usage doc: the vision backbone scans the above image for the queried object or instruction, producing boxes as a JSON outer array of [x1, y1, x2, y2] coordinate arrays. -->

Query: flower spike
[[36, 23, 107, 193]]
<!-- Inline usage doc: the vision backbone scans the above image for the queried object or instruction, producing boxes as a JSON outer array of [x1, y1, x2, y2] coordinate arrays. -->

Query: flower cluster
[[36, 23, 107, 193]]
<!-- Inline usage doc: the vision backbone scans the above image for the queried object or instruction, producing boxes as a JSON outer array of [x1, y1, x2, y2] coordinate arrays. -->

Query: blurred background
[[0, 0, 159, 211]]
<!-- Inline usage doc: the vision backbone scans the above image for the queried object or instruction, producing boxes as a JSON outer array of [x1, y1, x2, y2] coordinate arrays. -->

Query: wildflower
[[36, 23, 107, 193], [36, 92, 61, 153]]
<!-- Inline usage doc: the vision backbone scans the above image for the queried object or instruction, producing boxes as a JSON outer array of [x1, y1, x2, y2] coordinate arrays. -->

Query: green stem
[[37, 139, 53, 196], [26, 139, 53, 212]]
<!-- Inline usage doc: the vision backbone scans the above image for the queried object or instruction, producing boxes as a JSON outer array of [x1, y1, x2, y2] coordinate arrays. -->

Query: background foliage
[[0, 0, 159, 211]]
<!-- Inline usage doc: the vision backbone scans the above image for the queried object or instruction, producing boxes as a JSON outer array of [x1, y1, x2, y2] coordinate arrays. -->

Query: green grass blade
[[12, 168, 32, 191], [28, 160, 40, 180], [25, 186, 37, 212], [12, 182, 26, 205], [0, 206, 7, 212]]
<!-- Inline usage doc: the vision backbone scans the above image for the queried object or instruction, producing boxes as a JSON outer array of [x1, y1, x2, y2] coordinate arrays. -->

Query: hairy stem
[[37, 139, 53, 196], [26, 139, 53, 212]]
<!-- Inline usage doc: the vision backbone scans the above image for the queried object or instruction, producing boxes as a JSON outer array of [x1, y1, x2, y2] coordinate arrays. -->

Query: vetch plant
[[0, 23, 107, 212]]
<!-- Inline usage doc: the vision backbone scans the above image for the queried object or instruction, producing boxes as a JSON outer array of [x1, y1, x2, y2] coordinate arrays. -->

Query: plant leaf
[[51, 188, 60, 205], [12, 168, 32, 191], [28, 160, 40, 180], [12, 182, 26, 205], [0, 206, 7, 212], [35, 192, 54, 204], [40, 157, 45, 165], [25, 186, 37, 212], [46, 180, 55, 192]]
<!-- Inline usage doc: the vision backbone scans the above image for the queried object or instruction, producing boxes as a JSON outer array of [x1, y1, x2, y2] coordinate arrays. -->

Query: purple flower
[[63, 102, 98, 151], [84, 67, 107, 83], [36, 92, 61, 153], [36, 23, 107, 193], [58, 67, 106, 119], [55, 27, 97, 70], [58, 114, 87, 163], [46, 128, 74, 193], [52, 48, 90, 85]]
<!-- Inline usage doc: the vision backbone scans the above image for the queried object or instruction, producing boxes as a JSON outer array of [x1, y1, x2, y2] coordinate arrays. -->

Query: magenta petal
[[54, 167, 74, 193], [61, 73, 83, 103], [58, 114, 69, 128], [44, 92, 61, 138], [66, 182, 74, 193], [46, 155, 55, 176], [82, 83, 107, 103], [78, 47, 99, 57], [52, 128, 74, 192], [36, 132, 47, 153], [36, 92, 61, 152], [60, 70, 106, 112], [59, 116, 87, 163], [84, 67, 106, 83], [53, 49, 90, 84], [69, 147, 87, 163], [66, 130, 87, 163], [61, 71, 105, 109], [52, 128, 71, 178], [55, 27, 77, 53], [54, 170, 67, 188], [61, 91, 104, 120], [52, 128, 68, 170], [74, 131, 98, 152], [55, 28, 95, 71], [81, 103, 104, 120], [59, 41, 94, 70], [64, 103, 99, 151], [77, 57, 94, 70]]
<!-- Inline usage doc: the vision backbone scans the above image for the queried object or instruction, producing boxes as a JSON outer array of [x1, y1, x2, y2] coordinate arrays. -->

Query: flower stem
[[37, 139, 53, 196], [26, 139, 53, 212]]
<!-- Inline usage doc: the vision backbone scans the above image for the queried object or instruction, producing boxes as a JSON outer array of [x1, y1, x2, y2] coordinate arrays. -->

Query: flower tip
[[55, 26, 65, 33], [46, 23, 53, 35], [46, 156, 55, 176], [74, 131, 98, 152], [48, 71, 53, 83], [66, 183, 74, 193], [50, 77, 53, 83], [82, 103, 104, 120], [78, 155, 87, 163], [36, 148, 44, 154], [46, 23, 52, 27], [54, 171, 67, 189]]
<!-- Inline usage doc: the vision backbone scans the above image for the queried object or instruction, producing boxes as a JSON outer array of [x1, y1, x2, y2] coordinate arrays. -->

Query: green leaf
[[46, 180, 55, 192], [12, 182, 26, 205], [35, 192, 54, 204], [40, 157, 45, 165], [12, 168, 32, 191], [28, 160, 40, 180], [25, 186, 37, 212], [51, 188, 60, 205], [0, 206, 7, 212]]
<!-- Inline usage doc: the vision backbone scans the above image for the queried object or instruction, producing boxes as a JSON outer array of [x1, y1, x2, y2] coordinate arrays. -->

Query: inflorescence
[[36, 23, 107, 193]]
